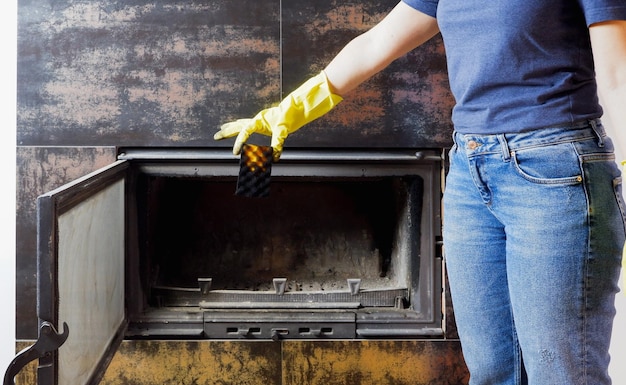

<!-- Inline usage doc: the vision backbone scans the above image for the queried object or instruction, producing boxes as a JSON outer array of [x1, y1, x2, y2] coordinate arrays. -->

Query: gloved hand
[[214, 71, 343, 161]]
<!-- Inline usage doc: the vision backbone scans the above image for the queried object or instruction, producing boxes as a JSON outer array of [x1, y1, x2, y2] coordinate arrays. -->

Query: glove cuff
[[281, 71, 343, 132]]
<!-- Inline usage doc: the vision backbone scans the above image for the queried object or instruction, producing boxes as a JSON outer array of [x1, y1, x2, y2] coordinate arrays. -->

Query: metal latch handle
[[3, 322, 69, 385]]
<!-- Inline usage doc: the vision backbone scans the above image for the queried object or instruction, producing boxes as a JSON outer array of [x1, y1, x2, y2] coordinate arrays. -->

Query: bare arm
[[589, 20, 626, 156], [324, 1, 439, 96]]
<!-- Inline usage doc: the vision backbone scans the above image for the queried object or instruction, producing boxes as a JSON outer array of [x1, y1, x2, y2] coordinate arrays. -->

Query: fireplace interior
[[123, 148, 444, 340]]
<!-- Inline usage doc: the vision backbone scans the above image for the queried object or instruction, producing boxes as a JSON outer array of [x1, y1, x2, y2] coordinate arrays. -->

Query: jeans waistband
[[454, 119, 605, 158]]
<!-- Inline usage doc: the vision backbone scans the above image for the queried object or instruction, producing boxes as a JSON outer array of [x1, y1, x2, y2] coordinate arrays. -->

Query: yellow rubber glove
[[214, 71, 343, 161]]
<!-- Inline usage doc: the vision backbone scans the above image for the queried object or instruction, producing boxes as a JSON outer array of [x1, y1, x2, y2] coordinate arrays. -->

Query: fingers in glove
[[270, 126, 289, 162], [233, 126, 255, 156], [214, 119, 250, 140]]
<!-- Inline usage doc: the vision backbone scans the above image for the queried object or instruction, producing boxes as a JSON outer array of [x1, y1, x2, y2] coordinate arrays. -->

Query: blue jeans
[[442, 120, 625, 385]]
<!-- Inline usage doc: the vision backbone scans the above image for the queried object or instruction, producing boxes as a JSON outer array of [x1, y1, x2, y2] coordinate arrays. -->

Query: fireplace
[[121, 147, 444, 339], [18, 147, 445, 385], [11, 148, 447, 384]]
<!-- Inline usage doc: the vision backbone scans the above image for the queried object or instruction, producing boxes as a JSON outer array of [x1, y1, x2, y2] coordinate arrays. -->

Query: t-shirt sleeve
[[578, 0, 626, 25], [401, 0, 439, 18]]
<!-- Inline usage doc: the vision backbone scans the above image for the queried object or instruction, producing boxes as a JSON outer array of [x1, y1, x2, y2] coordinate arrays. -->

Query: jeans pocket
[[511, 142, 583, 185]]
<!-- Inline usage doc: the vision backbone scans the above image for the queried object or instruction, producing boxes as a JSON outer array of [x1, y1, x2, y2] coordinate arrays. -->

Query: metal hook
[[3, 321, 69, 385]]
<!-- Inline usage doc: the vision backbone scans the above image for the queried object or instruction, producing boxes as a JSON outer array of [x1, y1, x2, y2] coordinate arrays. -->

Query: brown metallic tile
[[14, 339, 469, 385], [283, 340, 469, 385], [100, 340, 282, 385], [13, 341, 37, 385], [17, 0, 280, 147]]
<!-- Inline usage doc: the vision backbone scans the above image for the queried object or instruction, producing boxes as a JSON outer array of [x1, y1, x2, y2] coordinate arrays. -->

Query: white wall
[[0, 0, 17, 375], [0, 4, 623, 382]]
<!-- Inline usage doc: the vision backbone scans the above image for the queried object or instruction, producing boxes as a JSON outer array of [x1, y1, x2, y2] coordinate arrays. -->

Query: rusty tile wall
[[15, 0, 455, 341], [15, 340, 469, 385], [95, 340, 468, 385], [17, 0, 452, 149], [282, 340, 469, 385], [17, 0, 280, 147], [100, 340, 283, 385]]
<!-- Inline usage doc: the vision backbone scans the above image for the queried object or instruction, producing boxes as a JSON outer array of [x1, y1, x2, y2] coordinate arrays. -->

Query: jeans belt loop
[[590, 119, 605, 147], [498, 134, 512, 161]]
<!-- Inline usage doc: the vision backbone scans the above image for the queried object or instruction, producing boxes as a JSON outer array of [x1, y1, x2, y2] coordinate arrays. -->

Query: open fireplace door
[[35, 160, 129, 385]]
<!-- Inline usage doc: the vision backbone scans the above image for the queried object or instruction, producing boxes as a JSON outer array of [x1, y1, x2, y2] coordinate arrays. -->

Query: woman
[[215, 1, 626, 384]]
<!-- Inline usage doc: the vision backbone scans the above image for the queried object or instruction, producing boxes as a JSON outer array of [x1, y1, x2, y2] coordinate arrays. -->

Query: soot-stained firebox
[[123, 148, 444, 340], [19, 146, 445, 385]]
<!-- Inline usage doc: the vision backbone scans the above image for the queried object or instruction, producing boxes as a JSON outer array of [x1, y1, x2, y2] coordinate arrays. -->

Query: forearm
[[599, 84, 626, 159], [590, 20, 626, 157], [324, 1, 439, 96], [323, 33, 396, 96]]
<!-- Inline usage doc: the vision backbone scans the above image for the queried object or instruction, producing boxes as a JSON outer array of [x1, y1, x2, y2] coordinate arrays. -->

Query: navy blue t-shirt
[[402, 0, 626, 134]]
